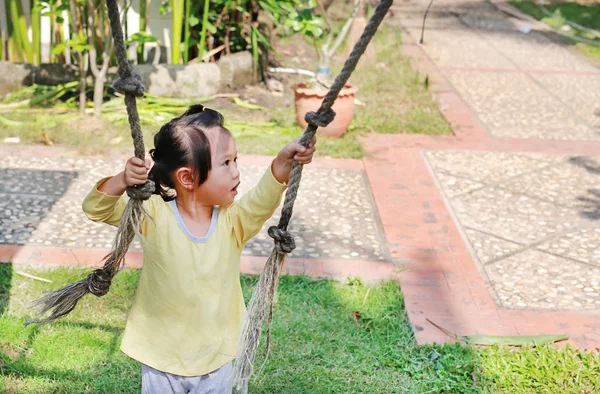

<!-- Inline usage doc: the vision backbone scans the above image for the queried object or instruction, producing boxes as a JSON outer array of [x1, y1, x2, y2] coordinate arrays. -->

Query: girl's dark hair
[[147, 104, 231, 201]]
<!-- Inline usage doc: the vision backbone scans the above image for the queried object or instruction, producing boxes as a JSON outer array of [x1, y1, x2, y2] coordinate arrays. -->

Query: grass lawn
[[0, 20, 451, 160], [509, 0, 600, 62], [1, 264, 598, 393]]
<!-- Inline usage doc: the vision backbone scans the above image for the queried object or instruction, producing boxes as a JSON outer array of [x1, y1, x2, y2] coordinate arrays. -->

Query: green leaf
[[127, 32, 159, 45], [232, 96, 267, 111], [205, 21, 217, 34], [462, 335, 569, 346], [427, 319, 569, 347], [189, 15, 200, 27], [51, 42, 66, 56]]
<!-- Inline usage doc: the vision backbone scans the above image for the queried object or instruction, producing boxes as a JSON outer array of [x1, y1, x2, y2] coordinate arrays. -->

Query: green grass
[[509, 0, 600, 62], [1, 264, 599, 393], [482, 345, 600, 393], [350, 26, 452, 137], [0, 265, 481, 393]]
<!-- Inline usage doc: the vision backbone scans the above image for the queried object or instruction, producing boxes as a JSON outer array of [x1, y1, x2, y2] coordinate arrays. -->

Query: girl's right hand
[[123, 157, 152, 187]]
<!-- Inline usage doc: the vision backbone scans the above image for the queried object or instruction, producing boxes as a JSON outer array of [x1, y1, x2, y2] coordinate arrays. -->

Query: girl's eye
[[224, 160, 230, 166], [234, 157, 238, 163]]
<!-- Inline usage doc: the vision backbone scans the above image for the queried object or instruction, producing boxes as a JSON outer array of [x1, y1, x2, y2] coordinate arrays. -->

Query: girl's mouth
[[231, 182, 240, 195]]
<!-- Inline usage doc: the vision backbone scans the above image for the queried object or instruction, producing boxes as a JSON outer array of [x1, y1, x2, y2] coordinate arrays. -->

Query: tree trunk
[[79, 53, 88, 116], [138, 0, 148, 64], [93, 54, 110, 117], [93, 71, 105, 118]]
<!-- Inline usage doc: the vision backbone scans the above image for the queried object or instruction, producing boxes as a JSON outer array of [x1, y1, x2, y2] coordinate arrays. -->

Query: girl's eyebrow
[[220, 151, 237, 161]]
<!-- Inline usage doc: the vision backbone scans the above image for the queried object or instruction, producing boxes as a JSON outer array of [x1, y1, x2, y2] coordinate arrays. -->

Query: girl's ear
[[175, 167, 195, 191]]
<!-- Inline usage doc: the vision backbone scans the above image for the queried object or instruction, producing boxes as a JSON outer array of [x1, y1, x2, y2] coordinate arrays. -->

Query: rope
[[233, 1, 394, 392], [27, 0, 152, 325]]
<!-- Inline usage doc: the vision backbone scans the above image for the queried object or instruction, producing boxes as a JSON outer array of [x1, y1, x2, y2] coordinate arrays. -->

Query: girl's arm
[[225, 137, 316, 247], [83, 157, 153, 227], [98, 157, 152, 196]]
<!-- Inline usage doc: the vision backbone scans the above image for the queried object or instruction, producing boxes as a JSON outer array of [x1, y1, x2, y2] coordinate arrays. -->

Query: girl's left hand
[[278, 136, 317, 165]]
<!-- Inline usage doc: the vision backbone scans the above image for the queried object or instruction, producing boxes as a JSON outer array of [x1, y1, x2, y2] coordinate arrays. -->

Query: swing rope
[[233, 1, 393, 392], [27, 0, 152, 324]]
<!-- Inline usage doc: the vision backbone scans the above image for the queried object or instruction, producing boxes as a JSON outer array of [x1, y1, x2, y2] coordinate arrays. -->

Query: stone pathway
[[426, 151, 600, 311], [362, 0, 600, 348], [0, 152, 389, 262], [400, 0, 600, 140]]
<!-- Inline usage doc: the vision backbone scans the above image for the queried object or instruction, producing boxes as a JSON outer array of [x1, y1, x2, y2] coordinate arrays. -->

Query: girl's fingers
[[297, 147, 315, 158], [294, 154, 313, 164], [125, 172, 148, 184], [129, 157, 145, 167], [131, 166, 147, 176]]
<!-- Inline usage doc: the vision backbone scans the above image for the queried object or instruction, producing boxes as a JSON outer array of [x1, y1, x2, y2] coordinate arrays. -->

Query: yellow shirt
[[82, 166, 287, 376]]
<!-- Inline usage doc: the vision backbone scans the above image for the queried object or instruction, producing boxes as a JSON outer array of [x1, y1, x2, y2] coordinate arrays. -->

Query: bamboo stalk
[[56, 4, 66, 64], [197, 0, 209, 62], [12, 0, 34, 63], [5, 0, 20, 61], [183, 0, 191, 63], [138, 0, 147, 64], [0, 10, 4, 60], [31, 0, 41, 64], [170, 0, 184, 64], [49, 2, 55, 62]]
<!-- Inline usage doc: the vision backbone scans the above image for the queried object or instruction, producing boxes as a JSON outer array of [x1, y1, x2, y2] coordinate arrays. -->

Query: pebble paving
[[399, 0, 600, 141], [0, 156, 390, 262], [426, 150, 600, 311]]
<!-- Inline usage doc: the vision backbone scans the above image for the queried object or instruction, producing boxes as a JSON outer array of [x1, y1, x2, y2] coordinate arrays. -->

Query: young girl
[[82, 104, 316, 393]]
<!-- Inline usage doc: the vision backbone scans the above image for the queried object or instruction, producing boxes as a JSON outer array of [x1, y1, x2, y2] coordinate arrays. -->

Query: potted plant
[[279, 0, 364, 138]]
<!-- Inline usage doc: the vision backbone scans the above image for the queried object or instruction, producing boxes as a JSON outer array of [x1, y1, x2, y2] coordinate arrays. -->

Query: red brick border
[[357, 23, 600, 349], [0, 245, 394, 283]]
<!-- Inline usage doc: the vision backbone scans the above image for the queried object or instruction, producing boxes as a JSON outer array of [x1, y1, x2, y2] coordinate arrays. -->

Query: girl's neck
[[174, 194, 214, 223]]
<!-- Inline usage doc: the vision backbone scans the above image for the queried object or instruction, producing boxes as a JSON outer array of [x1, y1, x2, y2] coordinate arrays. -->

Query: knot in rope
[[87, 269, 112, 297], [304, 109, 336, 128], [268, 226, 296, 254], [113, 73, 145, 97], [126, 180, 155, 200]]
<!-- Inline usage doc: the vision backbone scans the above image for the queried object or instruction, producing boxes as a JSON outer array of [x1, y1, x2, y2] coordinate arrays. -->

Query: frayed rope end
[[25, 280, 90, 325]]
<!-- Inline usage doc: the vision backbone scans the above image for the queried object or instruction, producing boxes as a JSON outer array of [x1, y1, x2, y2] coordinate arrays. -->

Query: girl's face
[[196, 128, 240, 206]]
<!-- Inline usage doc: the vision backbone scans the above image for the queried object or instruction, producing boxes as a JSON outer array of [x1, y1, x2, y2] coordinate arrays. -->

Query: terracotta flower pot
[[293, 83, 358, 138]]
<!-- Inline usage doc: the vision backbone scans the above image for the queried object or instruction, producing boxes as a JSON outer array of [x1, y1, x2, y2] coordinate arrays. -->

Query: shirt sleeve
[[225, 163, 288, 248], [82, 177, 158, 232]]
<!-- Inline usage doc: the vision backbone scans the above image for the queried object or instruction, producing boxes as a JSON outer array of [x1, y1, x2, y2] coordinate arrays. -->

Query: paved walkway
[[0, 148, 393, 282], [2, 0, 600, 350], [370, 0, 600, 348]]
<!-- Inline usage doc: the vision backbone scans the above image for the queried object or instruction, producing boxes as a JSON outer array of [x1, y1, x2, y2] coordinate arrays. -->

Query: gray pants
[[142, 362, 233, 394]]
